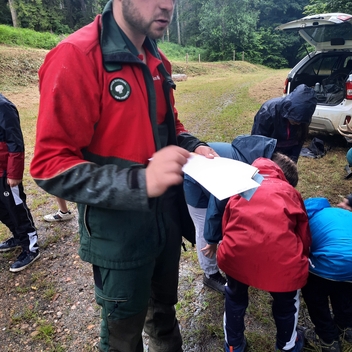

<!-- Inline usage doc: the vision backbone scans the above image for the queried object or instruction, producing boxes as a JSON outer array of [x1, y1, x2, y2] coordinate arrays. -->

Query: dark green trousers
[[94, 213, 183, 352]]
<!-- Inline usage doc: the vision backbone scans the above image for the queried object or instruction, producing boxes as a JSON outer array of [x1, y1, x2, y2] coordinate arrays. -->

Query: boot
[[304, 328, 341, 352]]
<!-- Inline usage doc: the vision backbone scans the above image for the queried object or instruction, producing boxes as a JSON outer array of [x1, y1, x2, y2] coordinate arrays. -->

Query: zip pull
[[108, 302, 119, 317]]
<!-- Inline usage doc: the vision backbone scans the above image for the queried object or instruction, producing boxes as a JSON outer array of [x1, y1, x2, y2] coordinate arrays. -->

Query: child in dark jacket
[[0, 94, 39, 272], [251, 84, 317, 163], [205, 153, 311, 352]]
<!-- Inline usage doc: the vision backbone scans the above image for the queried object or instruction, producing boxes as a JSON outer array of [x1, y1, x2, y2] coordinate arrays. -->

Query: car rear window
[[303, 22, 352, 43], [298, 54, 352, 76], [300, 55, 341, 75]]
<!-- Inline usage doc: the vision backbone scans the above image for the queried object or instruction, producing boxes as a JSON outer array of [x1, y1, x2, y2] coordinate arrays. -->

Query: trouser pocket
[[95, 283, 146, 352]]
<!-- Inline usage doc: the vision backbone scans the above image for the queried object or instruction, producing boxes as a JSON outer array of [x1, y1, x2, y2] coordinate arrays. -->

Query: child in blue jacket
[[302, 197, 352, 352]]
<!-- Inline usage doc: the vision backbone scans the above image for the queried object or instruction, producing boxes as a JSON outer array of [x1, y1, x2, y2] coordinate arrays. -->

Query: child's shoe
[[275, 328, 305, 351], [9, 249, 40, 272], [203, 271, 227, 294], [224, 337, 247, 352], [0, 237, 20, 252], [304, 328, 341, 352], [44, 209, 74, 222]]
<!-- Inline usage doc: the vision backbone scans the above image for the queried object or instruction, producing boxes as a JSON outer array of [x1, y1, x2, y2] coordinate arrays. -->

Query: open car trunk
[[288, 51, 352, 106], [314, 72, 348, 105], [277, 13, 352, 106]]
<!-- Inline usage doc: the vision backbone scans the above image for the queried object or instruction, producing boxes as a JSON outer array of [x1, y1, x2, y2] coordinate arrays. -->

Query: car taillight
[[346, 80, 352, 100], [344, 116, 352, 125], [283, 78, 289, 95], [338, 15, 352, 21]]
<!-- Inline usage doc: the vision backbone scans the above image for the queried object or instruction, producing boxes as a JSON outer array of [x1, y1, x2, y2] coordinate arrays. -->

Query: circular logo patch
[[109, 78, 131, 101], [3, 191, 9, 197]]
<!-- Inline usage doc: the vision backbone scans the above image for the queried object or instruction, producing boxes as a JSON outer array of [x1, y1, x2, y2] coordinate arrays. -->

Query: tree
[[259, 0, 310, 27], [199, 0, 259, 61], [0, 0, 12, 25], [257, 0, 310, 68], [305, 0, 352, 14], [175, 1, 181, 45], [7, 0, 18, 27], [168, 0, 203, 47]]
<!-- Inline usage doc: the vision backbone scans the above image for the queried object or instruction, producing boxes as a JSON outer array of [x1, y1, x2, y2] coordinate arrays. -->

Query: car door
[[276, 13, 352, 51]]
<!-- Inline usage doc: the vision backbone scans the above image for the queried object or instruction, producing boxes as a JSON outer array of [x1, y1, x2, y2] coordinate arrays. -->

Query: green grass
[[0, 25, 205, 63], [158, 41, 206, 62], [174, 64, 284, 141], [0, 24, 62, 49]]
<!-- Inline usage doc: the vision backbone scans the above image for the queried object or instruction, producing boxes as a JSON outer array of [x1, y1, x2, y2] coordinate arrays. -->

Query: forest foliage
[[0, 0, 352, 68]]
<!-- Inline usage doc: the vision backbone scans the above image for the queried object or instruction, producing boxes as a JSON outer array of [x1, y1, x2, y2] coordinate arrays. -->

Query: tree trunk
[[8, 0, 19, 28], [80, 0, 86, 14], [176, 2, 181, 45]]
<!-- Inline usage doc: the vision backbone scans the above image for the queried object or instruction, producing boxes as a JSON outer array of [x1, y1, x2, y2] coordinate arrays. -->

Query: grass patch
[[174, 64, 282, 141], [0, 24, 61, 49], [41, 230, 63, 250], [35, 322, 55, 342], [158, 41, 206, 62]]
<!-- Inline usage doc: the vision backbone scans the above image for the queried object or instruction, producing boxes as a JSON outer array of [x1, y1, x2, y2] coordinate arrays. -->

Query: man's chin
[[148, 28, 168, 40]]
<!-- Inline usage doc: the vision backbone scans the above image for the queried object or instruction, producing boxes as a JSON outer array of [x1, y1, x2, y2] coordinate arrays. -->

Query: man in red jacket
[[30, 0, 215, 351], [0, 94, 39, 272], [204, 153, 311, 352]]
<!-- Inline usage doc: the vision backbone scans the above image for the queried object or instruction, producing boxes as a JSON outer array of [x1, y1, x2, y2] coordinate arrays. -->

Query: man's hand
[[7, 178, 21, 187], [201, 243, 218, 258], [146, 145, 190, 198], [194, 145, 219, 158]]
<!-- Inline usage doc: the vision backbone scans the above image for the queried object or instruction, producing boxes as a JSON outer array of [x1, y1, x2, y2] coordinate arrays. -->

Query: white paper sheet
[[182, 154, 261, 200]]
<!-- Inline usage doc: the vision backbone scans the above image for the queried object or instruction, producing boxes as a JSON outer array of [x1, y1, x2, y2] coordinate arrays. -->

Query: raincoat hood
[[253, 157, 288, 182], [231, 135, 277, 164], [304, 197, 331, 219], [280, 84, 317, 124]]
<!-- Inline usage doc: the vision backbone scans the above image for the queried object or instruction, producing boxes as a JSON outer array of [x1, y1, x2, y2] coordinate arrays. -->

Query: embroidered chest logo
[[109, 78, 131, 101]]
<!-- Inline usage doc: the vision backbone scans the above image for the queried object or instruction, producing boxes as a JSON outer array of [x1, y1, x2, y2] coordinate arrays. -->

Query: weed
[[15, 286, 30, 294], [31, 271, 45, 283], [48, 345, 66, 352], [11, 304, 38, 323], [35, 322, 55, 341], [41, 232, 62, 250], [43, 285, 56, 300]]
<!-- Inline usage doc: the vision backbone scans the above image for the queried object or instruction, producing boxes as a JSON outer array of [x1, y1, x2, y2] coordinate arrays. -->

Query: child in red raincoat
[[205, 153, 311, 352]]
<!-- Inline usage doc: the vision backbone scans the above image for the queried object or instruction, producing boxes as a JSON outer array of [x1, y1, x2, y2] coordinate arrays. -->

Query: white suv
[[277, 13, 352, 135]]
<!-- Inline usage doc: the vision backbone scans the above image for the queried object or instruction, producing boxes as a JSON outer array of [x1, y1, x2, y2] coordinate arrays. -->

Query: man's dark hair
[[271, 152, 299, 187]]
